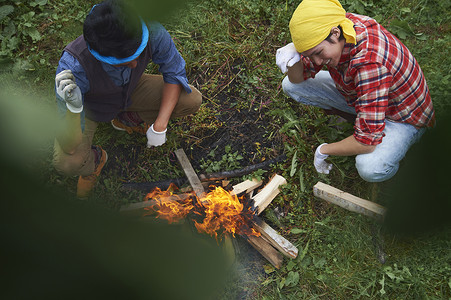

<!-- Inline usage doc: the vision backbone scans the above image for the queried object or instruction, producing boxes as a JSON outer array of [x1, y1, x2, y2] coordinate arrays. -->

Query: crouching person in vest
[[53, 0, 202, 198]]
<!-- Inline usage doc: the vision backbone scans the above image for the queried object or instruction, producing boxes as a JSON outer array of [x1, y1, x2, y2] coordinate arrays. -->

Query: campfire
[[120, 149, 298, 269], [143, 184, 261, 241]]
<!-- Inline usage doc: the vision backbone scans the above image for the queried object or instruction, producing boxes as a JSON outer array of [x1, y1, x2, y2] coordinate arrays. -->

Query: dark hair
[[325, 25, 345, 43], [83, 0, 142, 59]]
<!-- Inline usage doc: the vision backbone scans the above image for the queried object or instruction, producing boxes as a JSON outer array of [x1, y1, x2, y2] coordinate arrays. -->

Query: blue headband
[[87, 5, 149, 65]]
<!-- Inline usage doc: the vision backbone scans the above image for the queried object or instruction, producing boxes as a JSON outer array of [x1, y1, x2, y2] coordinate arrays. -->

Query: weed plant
[[1, 0, 450, 299]]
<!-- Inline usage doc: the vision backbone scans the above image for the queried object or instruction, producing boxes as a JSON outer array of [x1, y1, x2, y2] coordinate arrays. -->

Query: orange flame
[[144, 184, 260, 241], [144, 185, 193, 224]]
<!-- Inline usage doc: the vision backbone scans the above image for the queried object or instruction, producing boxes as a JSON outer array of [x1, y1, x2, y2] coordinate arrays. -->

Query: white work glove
[[276, 42, 301, 74], [314, 143, 333, 174], [55, 69, 83, 113], [146, 124, 167, 147]]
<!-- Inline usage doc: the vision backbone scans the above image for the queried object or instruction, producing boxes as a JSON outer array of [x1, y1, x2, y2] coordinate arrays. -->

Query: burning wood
[[120, 149, 298, 269], [118, 179, 260, 217], [142, 183, 295, 267], [143, 185, 261, 241]]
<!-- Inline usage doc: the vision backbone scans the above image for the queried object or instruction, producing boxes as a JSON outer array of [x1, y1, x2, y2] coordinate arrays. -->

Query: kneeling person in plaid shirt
[[276, 0, 435, 182]]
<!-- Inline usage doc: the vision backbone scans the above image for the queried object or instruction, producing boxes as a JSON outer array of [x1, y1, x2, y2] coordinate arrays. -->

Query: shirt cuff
[[353, 129, 385, 145], [163, 75, 192, 93]]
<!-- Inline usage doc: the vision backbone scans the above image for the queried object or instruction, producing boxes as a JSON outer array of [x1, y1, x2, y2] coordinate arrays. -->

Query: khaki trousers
[[53, 74, 202, 176]]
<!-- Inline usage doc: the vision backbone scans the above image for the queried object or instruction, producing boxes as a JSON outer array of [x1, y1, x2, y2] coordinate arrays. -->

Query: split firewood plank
[[252, 174, 287, 215], [252, 217, 298, 259], [246, 235, 283, 269], [174, 149, 205, 197], [313, 181, 386, 220], [231, 178, 263, 196]]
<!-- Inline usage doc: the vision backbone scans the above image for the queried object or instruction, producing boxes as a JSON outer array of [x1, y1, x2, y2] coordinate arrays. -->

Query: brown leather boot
[[76, 146, 108, 199], [111, 111, 150, 135]]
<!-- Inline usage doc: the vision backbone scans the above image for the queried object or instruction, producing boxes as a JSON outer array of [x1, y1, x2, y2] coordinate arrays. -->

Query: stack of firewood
[[120, 149, 298, 269]]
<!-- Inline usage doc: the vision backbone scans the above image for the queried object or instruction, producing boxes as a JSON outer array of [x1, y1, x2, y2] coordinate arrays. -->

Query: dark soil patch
[[181, 101, 284, 172], [181, 62, 285, 173]]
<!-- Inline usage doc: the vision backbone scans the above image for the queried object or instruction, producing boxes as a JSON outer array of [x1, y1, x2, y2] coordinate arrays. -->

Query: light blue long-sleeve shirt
[[55, 21, 191, 130]]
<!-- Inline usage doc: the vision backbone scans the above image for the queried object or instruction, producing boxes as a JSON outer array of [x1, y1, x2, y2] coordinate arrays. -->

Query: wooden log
[[252, 217, 298, 259], [231, 178, 263, 196], [120, 159, 289, 267], [174, 149, 205, 197], [246, 235, 283, 269], [252, 174, 287, 215], [313, 181, 386, 220]]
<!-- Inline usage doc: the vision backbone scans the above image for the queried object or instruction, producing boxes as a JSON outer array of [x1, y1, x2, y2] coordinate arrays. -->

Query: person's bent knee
[[355, 155, 399, 183], [176, 86, 202, 117], [282, 76, 299, 98], [281, 76, 317, 107], [189, 86, 202, 113], [53, 152, 89, 177]]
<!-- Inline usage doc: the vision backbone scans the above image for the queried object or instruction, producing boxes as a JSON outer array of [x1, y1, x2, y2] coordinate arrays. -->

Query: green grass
[[1, 0, 450, 299]]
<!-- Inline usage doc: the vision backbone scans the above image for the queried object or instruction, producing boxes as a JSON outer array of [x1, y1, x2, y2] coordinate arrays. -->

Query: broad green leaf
[[7, 36, 19, 50], [313, 257, 326, 268], [0, 5, 14, 21], [286, 260, 296, 271], [30, 0, 48, 7], [389, 19, 413, 40], [3, 21, 16, 38], [285, 271, 300, 286], [24, 27, 41, 41]]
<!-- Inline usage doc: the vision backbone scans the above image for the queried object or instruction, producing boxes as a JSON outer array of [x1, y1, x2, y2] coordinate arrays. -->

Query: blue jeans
[[282, 71, 425, 182]]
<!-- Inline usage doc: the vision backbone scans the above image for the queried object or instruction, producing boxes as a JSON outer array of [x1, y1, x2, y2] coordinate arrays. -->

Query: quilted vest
[[64, 35, 151, 122]]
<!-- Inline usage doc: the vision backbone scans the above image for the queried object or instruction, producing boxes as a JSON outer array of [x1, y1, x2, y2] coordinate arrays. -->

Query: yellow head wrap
[[289, 0, 356, 53]]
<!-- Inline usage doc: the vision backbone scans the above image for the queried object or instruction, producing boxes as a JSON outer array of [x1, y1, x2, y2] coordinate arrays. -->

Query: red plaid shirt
[[301, 13, 435, 145]]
